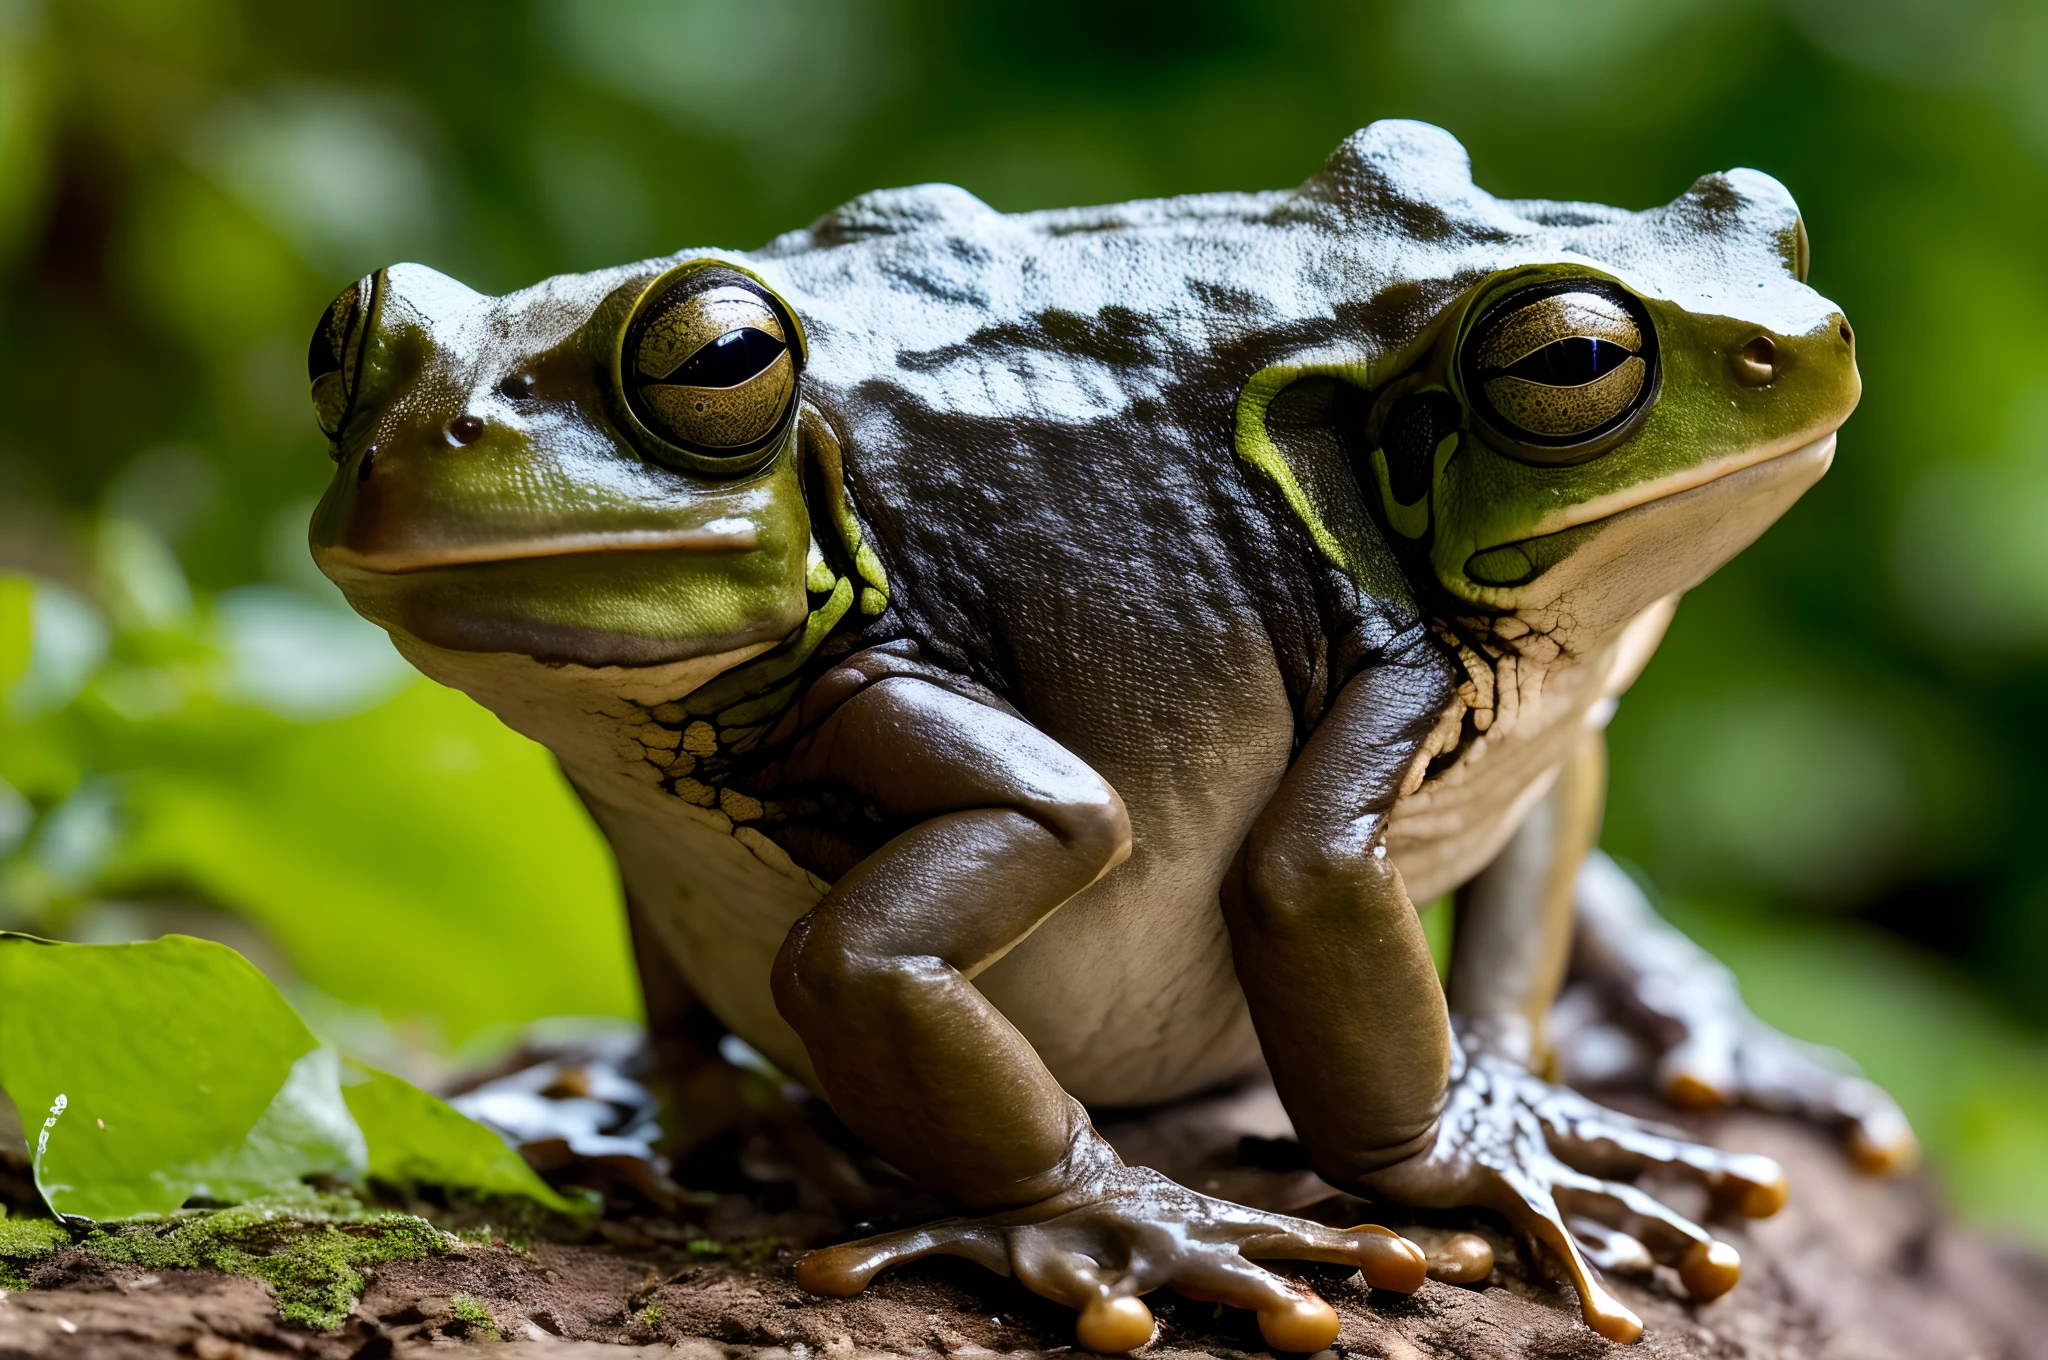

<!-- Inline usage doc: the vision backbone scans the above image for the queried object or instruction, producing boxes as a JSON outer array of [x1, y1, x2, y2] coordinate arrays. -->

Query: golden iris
[[630, 284, 795, 453], [1466, 285, 1654, 448]]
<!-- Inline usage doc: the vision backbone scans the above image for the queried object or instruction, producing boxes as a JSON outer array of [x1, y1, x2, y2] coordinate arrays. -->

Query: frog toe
[[1536, 1085, 1789, 1217], [795, 1174, 1426, 1353], [1405, 1227, 1495, 1284], [1742, 1041, 1920, 1175], [1573, 851, 1919, 1176], [1656, 1031, 1741, 1109], [794, 1217, 1008, 1296], [1843, 1099, 1920, 1175], [1149, 1247, 1342, 1351], [1553, 1167, 1743, 1299], [1492, 1168, 1647, 1344]]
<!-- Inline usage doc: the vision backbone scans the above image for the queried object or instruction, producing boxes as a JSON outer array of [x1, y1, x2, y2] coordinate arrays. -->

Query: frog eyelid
[[1472, 292, 1640, 372]]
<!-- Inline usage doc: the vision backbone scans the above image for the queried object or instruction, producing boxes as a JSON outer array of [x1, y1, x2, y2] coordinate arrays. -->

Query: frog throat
[[637, 407, 890, 804]]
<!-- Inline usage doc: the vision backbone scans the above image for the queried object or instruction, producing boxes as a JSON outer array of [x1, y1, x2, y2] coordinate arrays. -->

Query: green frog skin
[[308, 121, 1911, 1350]]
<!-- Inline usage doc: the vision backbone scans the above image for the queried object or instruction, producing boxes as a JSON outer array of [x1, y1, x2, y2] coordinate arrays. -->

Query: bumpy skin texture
[[308, 122, 1894, 1347]]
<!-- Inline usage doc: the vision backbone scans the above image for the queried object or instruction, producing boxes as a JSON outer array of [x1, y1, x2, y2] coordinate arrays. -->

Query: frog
[[307, 120, 1915, 1351]]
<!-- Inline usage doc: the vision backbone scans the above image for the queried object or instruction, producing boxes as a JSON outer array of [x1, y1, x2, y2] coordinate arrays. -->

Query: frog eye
[[308, 273, 376, 443], [622, 269, 801, 469], [1460, 281, 1657, 458]]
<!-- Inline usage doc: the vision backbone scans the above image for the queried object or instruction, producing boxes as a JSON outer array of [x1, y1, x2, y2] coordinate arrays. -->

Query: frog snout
[[1726, 312, 1857, 401]]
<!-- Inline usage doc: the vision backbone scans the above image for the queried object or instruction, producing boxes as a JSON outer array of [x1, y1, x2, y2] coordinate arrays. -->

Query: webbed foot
[[1361, 1024, 1785, 1344], [796, 1164, 1426, 1353], [1566, 851, 1920, 1174]]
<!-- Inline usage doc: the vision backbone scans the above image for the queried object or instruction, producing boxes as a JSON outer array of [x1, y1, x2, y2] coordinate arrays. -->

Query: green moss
[[449, 1292, 500, 1339], [87, 1195, 453, 1329], [0, 1215, 72, 1289], [635, 1302, 663, 1330]]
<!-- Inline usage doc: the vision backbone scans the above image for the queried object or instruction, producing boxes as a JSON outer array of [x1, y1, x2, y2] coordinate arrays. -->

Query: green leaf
[[0, 934, 363, 1221], [0, 935, 574, 1221], [340, 1062, 575, 1213]]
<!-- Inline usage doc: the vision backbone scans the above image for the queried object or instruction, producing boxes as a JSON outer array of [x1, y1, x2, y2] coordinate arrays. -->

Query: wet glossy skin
[[310, 122, 1900, 1348]]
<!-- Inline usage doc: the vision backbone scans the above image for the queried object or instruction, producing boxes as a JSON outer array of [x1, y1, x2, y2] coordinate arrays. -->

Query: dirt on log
[[0, 1082, 2040, 1360]]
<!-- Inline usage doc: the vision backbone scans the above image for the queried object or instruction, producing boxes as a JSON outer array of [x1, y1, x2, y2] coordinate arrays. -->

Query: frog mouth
[[1508, 430, 1837, 546], [317, 520, 759, 574], [1462, 431, 1836, 588]]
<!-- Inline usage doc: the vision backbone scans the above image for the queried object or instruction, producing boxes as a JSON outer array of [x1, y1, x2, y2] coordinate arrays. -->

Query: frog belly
[[970, 778, 1280, 1108], [581, 773, 829, 1085], [583, 656, 1293, 1111], [587, 756, 1280, 1108], [564, 615, 1662, 1111]]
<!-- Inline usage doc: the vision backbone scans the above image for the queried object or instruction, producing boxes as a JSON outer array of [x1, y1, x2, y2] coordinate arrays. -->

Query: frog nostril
[[357, 445, 378, 484], [1838, 321, 1854, 347], [1732, 336, 1776, 387], [447, 414, 486, 446]]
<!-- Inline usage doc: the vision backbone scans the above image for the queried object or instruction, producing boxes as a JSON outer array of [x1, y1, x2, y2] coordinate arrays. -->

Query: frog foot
[[1360, 1024, 1786, 1344], [796, 1164, 1427, 1353], [1651, 1005, 1918, 1175], [1566, 850, 1920, 1175]]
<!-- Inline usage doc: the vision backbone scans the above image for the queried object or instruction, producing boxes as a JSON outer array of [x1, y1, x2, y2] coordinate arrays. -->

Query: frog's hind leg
[[1562, 849, 1920, 1174], [771, 664, 1425, 1353]]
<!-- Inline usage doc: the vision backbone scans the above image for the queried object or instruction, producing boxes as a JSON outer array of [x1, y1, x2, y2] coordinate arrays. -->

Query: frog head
[[1345, 154, 1858, 647], [307, 256, 863, 712]]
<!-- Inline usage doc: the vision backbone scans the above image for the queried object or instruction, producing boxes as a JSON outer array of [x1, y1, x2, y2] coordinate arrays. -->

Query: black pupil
[[665, 327, 786, 388], [1499, 336, 1632, 387]]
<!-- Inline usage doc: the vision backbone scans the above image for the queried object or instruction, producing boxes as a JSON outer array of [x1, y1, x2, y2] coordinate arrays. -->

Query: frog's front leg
[[1435, 735, 1798, 1336], [1233, 696, 1782, 1344], [775, 671, 1426, 1353], [1563, 847, 1919, 1174]]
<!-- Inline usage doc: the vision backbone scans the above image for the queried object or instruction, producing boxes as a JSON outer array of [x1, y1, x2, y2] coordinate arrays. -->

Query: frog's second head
[[306, 257, 817, 677], [1349, 157, 1859, 641]]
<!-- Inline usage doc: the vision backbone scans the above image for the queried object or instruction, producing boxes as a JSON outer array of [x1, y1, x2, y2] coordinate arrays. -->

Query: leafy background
[[1, 0, 2044, 1245]]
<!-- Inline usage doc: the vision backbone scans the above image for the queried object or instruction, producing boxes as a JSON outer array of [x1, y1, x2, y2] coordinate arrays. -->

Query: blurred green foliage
[[0, 0, 2044, 1244]]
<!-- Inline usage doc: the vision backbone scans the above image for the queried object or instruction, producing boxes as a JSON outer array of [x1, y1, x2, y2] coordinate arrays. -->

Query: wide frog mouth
[[1460, 428, 1837, 586], [326, 555, 804, 667], [316, 518, 760, 574], [309, 443, 814, 668], [1456, 430, 1838, 600], [1476, 428, 1839, 554]]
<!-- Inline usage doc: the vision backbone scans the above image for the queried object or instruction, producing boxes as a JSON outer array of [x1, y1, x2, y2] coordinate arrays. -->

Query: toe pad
[[1257, 1293, 1340, 1353], [1075, 1295, 1154, 1354], [1679, 1239, 1742, 1302]]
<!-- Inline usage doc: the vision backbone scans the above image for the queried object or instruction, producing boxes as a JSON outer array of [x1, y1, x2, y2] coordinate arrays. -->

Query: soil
[[0, 1082, 2041, 1360]]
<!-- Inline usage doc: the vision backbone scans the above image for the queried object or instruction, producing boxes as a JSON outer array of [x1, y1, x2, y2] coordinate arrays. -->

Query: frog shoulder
[[768, 184, 1003, 252]]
